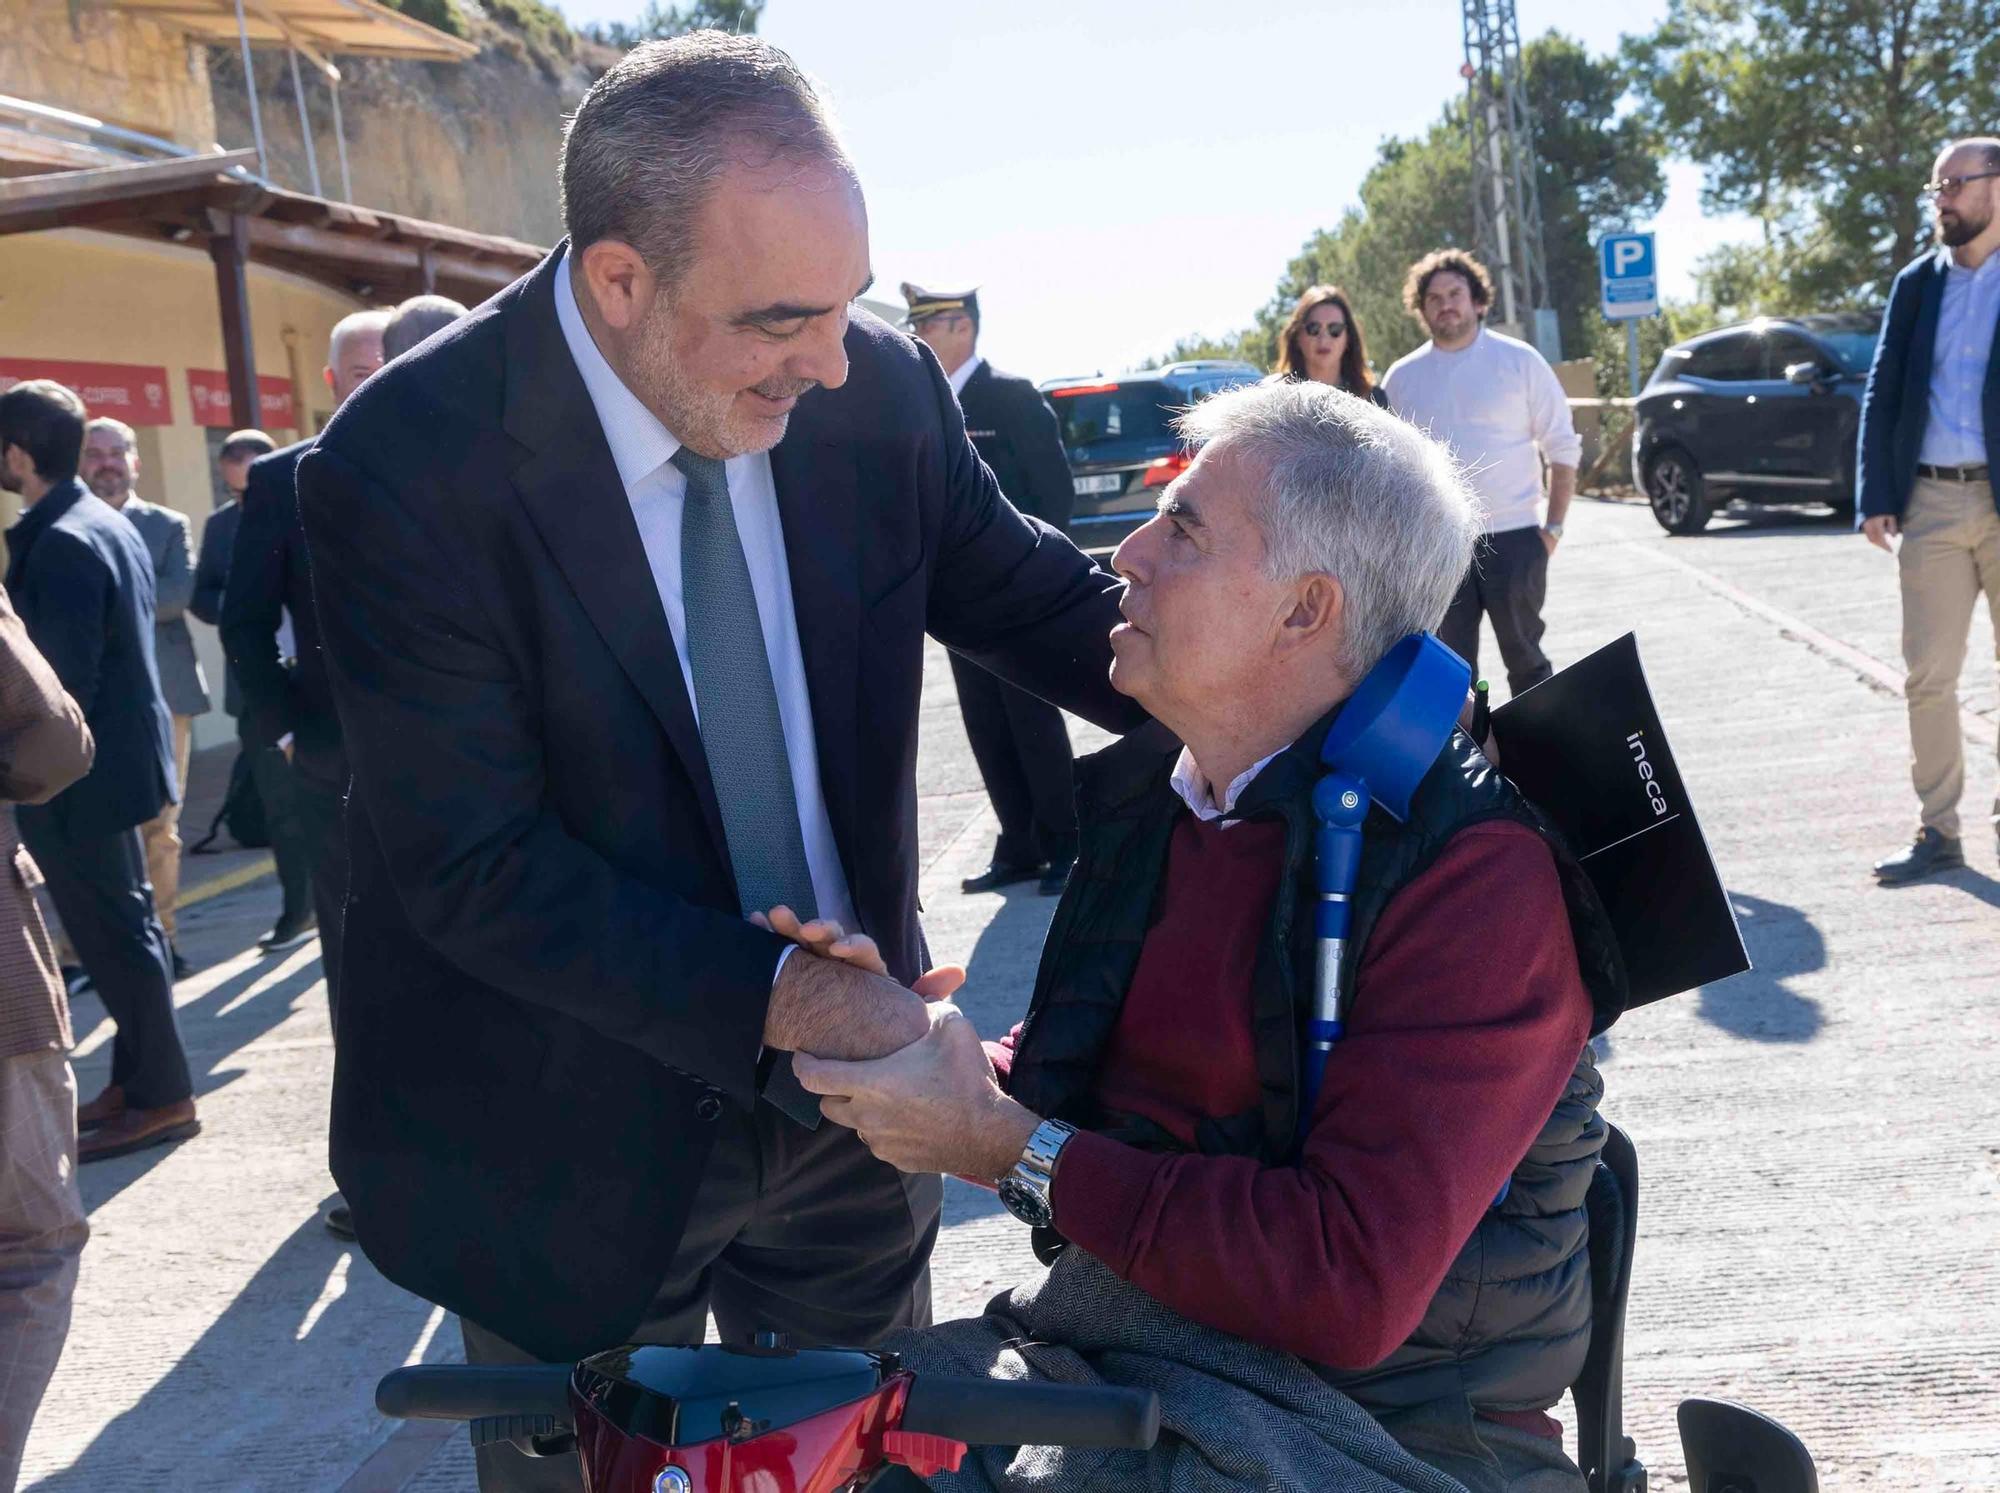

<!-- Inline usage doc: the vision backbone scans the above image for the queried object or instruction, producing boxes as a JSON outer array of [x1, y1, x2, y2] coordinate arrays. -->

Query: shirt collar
[[1170, 745, 1287, 822], [947, 354, 985, 398], [553, 247, 682, 490]]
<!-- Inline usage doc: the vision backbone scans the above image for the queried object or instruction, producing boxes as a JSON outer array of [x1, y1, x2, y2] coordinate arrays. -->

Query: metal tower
[[1460, 0, 1560, 359]]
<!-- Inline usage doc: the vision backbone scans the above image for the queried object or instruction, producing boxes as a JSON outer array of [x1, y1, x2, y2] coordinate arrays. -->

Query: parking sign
[[1600, 232, 1658, 320]]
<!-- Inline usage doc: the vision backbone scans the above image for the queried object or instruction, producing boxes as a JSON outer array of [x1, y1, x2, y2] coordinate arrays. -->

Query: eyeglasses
[[1922, 169, 2000, 198], [1303, 319, 1349, 338]]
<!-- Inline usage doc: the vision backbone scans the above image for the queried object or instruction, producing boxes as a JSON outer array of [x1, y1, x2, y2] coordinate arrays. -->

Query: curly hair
[[1274, 285, 1374, 397], [1402, 249, 1494, 324]]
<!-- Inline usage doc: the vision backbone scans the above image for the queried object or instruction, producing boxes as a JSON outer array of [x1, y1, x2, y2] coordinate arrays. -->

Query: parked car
[[1633, 313, 1881, 534], [1041, 360, 1264, 548]]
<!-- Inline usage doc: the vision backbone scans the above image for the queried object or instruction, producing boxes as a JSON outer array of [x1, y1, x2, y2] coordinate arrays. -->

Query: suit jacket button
[[695, 1093, 723, 1122]]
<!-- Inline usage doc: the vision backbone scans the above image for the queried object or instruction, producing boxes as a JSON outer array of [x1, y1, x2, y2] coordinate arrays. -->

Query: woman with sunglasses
[[1275, 285, 1388, 406]]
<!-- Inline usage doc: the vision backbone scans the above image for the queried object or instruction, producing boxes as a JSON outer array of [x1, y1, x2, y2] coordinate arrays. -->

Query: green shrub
[[378, 0, 468, 39]]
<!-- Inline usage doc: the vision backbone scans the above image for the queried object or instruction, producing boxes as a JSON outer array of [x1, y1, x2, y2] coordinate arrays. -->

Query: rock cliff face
[[207, 21, 614, 246]]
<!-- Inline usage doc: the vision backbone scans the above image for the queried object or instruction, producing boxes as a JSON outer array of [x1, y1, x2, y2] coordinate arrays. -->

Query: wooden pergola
[[0, 152, 544, 427]]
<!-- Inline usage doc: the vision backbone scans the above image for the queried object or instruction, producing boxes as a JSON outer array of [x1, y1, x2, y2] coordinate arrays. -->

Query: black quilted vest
[[1006, 709, 1628, 1418]]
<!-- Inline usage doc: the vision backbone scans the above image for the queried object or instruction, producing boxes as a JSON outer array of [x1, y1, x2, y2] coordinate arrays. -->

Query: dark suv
[[1041, 361, 1263, 547], [1633, 313, 1881, 534]]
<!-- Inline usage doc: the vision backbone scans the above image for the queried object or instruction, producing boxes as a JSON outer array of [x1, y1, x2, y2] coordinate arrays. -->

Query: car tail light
[[1142, 452, 1192, 488], [1051, 382, 1120, 397]]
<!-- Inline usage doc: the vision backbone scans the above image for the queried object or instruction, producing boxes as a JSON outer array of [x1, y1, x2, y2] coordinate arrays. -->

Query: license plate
[[1074, 473, 1124, 495]]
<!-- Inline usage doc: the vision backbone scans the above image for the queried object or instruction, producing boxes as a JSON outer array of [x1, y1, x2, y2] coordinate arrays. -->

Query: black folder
[[1491, 632, 1749, 1007]]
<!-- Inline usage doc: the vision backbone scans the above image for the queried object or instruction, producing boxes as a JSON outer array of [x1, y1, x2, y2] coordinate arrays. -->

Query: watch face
[[997, 1174, 1054, 1229]]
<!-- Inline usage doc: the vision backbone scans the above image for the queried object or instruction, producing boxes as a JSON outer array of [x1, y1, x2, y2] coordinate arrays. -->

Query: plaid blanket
[[884, 1249, 1467, 1493]]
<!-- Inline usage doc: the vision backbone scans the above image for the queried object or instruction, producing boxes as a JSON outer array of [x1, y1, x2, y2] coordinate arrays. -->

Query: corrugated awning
[[105, 0, 478, 63]]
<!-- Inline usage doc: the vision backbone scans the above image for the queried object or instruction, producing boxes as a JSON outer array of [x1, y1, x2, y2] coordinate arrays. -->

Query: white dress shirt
[[1170, 745, 1286, 825], [1919, 245, 2000, 468], [946, 354, 985, 398], [553, 252, 858, 949], [1383, 327, 1584, 535]]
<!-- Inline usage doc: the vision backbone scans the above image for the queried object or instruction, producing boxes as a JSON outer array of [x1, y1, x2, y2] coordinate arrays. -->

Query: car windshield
[[1814, 328, 1880, 374], [1047, 381, 1179, 453]]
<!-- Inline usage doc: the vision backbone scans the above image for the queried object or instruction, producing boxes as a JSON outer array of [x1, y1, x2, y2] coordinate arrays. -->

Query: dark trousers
[[291, 769, 347, 1016], [462, 1103, 941, 1492], [1439, 525, 1554, 697], [949, 652, 1077, 868], [246, 744, 314, 930], [17, 812, 189, 1109]]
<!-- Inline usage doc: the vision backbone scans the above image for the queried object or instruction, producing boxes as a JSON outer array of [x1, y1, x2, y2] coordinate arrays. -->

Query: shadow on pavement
[[1877, 862, 2000, 910], [1699, 505, 1850, 538], [1695, 891, 1825, 1043], [954, 882, 1062, 1039], [34, 1200, 451, 1493], [72, 931, 328, 1215]]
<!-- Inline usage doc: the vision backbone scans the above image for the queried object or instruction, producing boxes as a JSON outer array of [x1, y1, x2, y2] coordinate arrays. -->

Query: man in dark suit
[[0, 380, 193, 1164], [297, 35, 1139, 1492], [195, 429, 319, 961], [223, 311, 386, 976], [905, 283, 1083, 896], [1858, 134, 2000, 883]]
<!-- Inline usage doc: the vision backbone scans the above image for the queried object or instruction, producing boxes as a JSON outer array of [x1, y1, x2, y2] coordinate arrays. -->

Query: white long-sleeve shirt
[[1383, 327, 1583, 535]]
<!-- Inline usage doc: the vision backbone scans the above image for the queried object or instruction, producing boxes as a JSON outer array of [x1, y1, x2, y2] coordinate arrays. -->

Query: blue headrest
[[1318, 633, 1471, 822]]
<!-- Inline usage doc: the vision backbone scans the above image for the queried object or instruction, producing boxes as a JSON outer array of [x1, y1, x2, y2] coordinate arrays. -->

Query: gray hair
[[383, 294, 469, 361], [1175, 380, 1484, 680], [559, 32, 853, 286], [84, 416, 137, 450], [328, 309, 391, 361]]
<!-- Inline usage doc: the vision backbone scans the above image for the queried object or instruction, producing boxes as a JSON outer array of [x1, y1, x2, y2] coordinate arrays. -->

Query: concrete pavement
[[17, 492, 1999, 1491]]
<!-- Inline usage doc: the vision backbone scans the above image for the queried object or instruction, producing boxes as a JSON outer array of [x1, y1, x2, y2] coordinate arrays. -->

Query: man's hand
[[793, 1002, 1041, 1179], [763, 945, 930, 1061], [755, 905, 967, 1001], [1863, 514, 1900, 553], [1539, 527, 1560, 559]]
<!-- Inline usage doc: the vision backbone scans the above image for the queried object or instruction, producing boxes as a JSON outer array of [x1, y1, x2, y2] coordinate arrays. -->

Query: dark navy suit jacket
[[296, 245, 1144, 1360], [5, 478, 175, 838], [1857, 248, 2000, 523]]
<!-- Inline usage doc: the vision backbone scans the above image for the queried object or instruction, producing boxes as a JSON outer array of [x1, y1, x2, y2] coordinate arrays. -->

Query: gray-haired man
[[798, 382, 1626, 1493], [79, 418, 207, 979]]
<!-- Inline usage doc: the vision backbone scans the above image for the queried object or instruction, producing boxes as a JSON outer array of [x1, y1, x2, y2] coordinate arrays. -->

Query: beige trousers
[[0, 1050, 87, 1493], [1899, 475, 2000, 840], [138, 714, 193, 939]]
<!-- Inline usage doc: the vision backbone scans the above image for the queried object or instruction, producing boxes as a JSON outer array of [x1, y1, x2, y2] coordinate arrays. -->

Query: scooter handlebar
[[900, 1375, 1161, 1450], [376, 1364, 574, 1425]]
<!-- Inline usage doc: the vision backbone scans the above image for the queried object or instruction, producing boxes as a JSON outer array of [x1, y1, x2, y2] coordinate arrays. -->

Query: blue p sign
[[1600, 232, 1658, 320]]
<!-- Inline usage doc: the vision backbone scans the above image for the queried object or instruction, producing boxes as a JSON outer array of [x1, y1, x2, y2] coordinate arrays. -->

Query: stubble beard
[[86, 471, 129, 502], [1938, 206, 1989, 249]]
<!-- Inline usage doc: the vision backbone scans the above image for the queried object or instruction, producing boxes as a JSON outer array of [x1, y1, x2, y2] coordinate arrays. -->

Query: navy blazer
[[190, 496, 241, 717], [296, 245, 1143, 1360], [221, 443, 344, 785], [1857, 248, 2000, 523], [5, 479, 175, 838]]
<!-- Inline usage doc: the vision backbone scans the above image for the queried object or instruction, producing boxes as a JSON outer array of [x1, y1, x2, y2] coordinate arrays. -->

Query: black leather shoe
[[324, 1201, 356, 1240], [1874, 827, 1964, 884], [170, 945, 194, 982], [259, 910, 320, 953], [961, 861, 1043, 894], [1038, 857, 1076, 897]]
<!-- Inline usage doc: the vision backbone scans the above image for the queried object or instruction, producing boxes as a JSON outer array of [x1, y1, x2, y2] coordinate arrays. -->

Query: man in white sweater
[[1383, 249, 1581, 695]]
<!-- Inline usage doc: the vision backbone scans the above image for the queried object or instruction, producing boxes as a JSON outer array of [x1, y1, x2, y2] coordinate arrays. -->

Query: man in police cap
[[905, 283, 1081, 895]]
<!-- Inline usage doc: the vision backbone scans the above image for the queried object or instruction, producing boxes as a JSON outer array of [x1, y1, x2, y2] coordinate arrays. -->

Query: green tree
[[1625, 0, 2000, 307], [1173, 32, 1663, 377], [583, 0, 764, 48]]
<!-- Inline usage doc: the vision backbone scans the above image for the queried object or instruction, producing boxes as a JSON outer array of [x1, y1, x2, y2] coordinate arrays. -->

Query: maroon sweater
[[992, 809, 1592, 1394]]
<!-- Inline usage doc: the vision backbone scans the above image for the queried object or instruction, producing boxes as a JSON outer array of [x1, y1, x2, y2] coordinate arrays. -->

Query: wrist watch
[[996, 1119, 1077, 1229], [1542, 522, 1564, 539]]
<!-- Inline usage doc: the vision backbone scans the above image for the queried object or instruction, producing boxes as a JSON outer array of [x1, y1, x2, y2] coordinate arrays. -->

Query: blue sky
[[552, 0, 1753, 378]]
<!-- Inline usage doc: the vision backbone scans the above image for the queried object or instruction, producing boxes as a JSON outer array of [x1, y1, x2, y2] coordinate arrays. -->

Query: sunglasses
[[1923, 169, 2000, 198], [1303, 319, 1349, 338]]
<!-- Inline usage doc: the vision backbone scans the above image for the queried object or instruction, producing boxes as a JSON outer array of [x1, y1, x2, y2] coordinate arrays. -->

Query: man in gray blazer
[[81, 419, 207, 978]]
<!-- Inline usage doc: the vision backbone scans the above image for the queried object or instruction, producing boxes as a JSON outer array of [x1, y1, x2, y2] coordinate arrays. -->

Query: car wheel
[[1647, 448, 1713, 535]]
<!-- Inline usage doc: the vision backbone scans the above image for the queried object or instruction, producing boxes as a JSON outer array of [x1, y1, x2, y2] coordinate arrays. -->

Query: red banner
[[0, 358, 173, 426], [185, 370, 298, 430]]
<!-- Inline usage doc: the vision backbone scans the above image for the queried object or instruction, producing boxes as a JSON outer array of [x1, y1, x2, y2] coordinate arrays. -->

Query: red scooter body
[[567, 1343, 959, 1493]]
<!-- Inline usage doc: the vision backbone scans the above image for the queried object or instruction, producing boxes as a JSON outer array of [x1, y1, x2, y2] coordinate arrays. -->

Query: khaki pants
[[0, 1050, 88, 1493], [138, 714, 193, 940], [1899, 475, 2000, 840]]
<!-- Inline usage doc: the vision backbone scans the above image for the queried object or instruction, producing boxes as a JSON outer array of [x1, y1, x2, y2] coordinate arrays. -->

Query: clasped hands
[[754, 906, 1041, 1182]]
